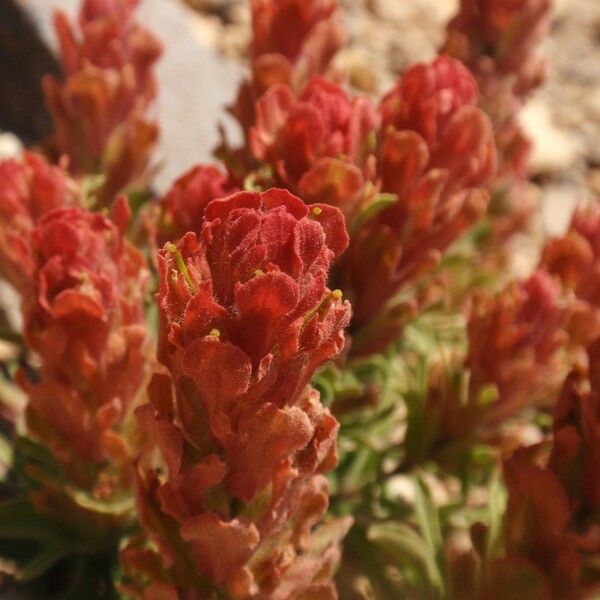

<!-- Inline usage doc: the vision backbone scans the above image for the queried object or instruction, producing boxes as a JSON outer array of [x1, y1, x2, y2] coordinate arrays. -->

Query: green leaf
[[486, 470, 507, 561], [367, 521, 442, 594], [337, 445, 379, 493], [352, 193, 397, 232], [17, 544, 71, 582], [0, 433, 13, 480], [0, 500, 67, 543], [413, 474, 445, 594]]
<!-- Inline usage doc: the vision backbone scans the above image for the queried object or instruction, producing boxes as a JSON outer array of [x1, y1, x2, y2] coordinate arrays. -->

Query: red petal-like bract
[[224, 0, 347, 173], [0, 152, 77, 293], [43, 0, 162, 207], [542, 202, 600, 309], [251, 0, 342, 67], [467, 269, 574, 428], [492, 340, 600, 597], [443, 0, 551, 103], [127, 189, 352, 598], [250, 77, 378, 214], [342, 56, 496, 353], [154, 163, 239, 246], [442, 0, 552, 239], [19, 202, 150, 489]]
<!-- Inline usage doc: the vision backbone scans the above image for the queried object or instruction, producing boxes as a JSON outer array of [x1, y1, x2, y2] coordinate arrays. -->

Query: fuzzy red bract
[[250, 77, 378, 213], [251, 0, 341, 64], [542, 203, 600, 308], [0, 153, 76, 293], [20, 202, 149, 486], [155, 163, 238, 245], [340, 57, 495, 351], [442, 0, 551, 101], [128, 189, 351, 597], [380, 55, 478, 149], [494, 341, 600, 597], [225, 0, 346, 172], [56, 0, 161, 100], [442, 0, 552, 241], [43, 0, 162, 207], [467, 270, 575, 427]]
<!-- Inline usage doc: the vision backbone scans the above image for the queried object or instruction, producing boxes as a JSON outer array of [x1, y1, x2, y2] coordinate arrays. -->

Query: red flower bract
[[491, 340, 600, 597], [157, 189, 350, 473], [467, 270, 573, 427], [251, 0, 341, 65], [340, 57, 495, 352], [129, 188, 352, 597], [224, 0, 347, 175], [380, 55, 478, 149], [442, 0, 551, 102], [155, 163, 238, 245], [43, 0, 162, 207], [250, 77, 378, 205], [441, 0, 552, 242], [542, 202, 600, 308], [0, 152, 76, 293], [56, 0, 161, 101], [20, 201, 149, 487]]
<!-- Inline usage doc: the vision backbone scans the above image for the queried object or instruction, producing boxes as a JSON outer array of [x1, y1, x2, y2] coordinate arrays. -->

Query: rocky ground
[[184, 0, 600, 236]]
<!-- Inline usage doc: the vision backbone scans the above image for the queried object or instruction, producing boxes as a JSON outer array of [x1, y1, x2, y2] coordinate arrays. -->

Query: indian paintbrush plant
[[0, 0, 597, 598]]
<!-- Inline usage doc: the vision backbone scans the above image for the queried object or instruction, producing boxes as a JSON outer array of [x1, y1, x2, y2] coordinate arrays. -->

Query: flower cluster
[[405, 269, 581, 464], [19, 201, 149, 491], [222, 1, 497, 356], [124, 189, 352, 597], [441, 0, 552, 239], [0, 152, 77, 293], [232, 49, 496, 355], [43, 0, 162, 207], [250, 76, 378, 218], [250, 0, 345, 81], [442, 0, 551, 107], [0, 0, 587, 596], [153, 163, 238, 246], [542, 202, 600, 309], [466, 269, 571, 432], [488, 340, 600, 598], [224, 0, 346, 172], [341, 56, 496, 353]]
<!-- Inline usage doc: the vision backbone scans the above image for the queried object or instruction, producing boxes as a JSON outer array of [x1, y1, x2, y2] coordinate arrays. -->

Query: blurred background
[[1, 0, 598, 230]]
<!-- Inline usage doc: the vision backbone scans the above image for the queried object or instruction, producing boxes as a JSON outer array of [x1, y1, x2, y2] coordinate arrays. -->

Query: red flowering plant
[[441, 0, 553, 242], [0, 152, 77, 293], [43, 0, 162, 208], [0, 174, 151, 586], [221, 0, 347, 179], [3, 0, 598, 598], [542, 202, 600, 310], [120, 189, 352, 598], [152, 164, 239, 247], [21, 201, 149, 488], [340, 55, 496, 354], [470, 339, 600, 600], [249, 77, 379, 217]]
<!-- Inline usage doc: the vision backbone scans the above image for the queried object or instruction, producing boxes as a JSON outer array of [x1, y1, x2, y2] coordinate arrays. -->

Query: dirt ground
[[185, 0, 600, 235]]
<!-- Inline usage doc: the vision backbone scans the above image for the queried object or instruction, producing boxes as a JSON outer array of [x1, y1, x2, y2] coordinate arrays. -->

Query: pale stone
[[519, 99, 582, 175], [0, 133, 22, 161], [540, 184, 581, 237]]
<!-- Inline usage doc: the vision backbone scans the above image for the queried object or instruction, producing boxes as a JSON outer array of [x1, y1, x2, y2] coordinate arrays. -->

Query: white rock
[[0, 132, 22, 161], [540, 184, 581, 237], [520, 99, 582, 174]]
